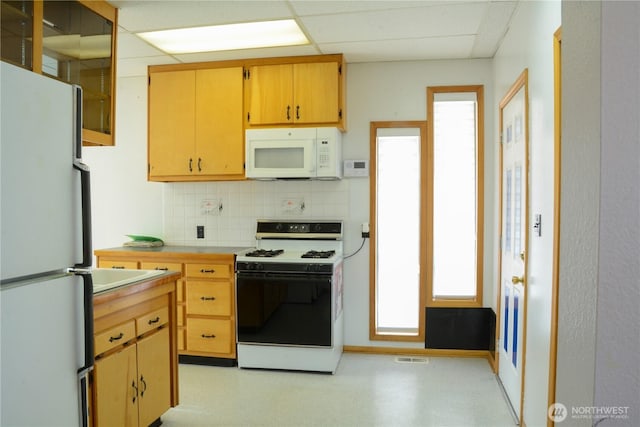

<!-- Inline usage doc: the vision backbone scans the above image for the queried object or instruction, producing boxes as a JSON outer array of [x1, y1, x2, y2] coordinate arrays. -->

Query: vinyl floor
[[160, 353, 516, 427]]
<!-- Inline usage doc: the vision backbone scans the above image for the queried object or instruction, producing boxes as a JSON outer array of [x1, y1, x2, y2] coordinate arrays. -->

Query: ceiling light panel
[[137, 19, 309, 54]]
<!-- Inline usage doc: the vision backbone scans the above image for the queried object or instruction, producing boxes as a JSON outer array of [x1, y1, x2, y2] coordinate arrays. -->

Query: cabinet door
[[94, 345, 138, 427], [149, 70, 195, 178], [137, 328, 171, 427], [247, 64, 293, 125], [195, 67, 244, 176], [41, 0, 117, 146], [293, 62, 340, 124]]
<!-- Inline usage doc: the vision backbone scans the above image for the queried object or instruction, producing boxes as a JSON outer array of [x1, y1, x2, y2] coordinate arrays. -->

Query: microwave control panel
[[318, 140, 331, 169]]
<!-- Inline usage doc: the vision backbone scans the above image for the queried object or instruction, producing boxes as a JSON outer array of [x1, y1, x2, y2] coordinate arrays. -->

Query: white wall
[[557, 1, 640, 426], [556, 2, 601, 425], [341, 59, 496, 346], [83, 75, 164, 261], [492, 1, 560, 425], [595, 1, 640, 419]]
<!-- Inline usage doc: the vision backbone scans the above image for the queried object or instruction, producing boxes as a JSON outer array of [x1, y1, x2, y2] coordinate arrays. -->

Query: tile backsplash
[[163, 179, 350, 246]]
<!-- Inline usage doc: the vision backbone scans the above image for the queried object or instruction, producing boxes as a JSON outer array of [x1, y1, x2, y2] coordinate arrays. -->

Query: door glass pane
[[432, 96, 477, 298], [42, 1, 112, 135], [376, 132, 421, 334], [1, 1, 34, 69]]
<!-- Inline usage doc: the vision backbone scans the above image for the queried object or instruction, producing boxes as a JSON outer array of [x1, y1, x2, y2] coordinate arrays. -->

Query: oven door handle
[[237, 271, 331, 280]]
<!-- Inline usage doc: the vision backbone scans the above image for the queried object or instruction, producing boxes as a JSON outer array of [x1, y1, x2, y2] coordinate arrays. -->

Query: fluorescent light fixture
[[137, 19, 309, 54]]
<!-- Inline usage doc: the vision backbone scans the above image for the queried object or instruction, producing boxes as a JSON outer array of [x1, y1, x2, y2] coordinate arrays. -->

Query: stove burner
[[245, 249, 284, 258], [301, 250, 336, 259]]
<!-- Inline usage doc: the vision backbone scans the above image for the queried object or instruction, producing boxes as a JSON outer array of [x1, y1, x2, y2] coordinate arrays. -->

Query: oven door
[[236, 271, 332, 347]]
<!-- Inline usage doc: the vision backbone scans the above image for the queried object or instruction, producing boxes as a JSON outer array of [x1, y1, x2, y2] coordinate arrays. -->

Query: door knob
[[512, 275, 525, 285]]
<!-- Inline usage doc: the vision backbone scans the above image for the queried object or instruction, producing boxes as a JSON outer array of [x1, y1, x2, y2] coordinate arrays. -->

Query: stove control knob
[[256, 263, 264, 271]]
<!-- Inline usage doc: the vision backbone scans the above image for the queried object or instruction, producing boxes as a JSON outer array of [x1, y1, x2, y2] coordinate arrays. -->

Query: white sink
[[92, 268, 165, 294]]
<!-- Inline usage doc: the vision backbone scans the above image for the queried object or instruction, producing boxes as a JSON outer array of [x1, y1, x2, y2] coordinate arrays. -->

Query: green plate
[[126, 234, 164, 243]]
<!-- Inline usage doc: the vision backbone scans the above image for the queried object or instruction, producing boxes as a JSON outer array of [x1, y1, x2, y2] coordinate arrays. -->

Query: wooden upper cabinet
[[246, 59, 344, 128], [1, 0, 117, 146], [148, 66, 244, 181], [195, 67, 244, 176], [148, 70, 195, 178]]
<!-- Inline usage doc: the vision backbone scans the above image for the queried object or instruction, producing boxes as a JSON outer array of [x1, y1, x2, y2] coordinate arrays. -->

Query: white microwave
[[245, 127, 342, 180]]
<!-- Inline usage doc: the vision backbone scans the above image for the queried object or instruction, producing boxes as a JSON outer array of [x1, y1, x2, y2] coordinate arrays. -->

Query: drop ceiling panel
[[321, 35, 476, 63], [113, 1, 293, 32], [117, 32, 166, 59], [108, 0, 518, 71], [471, 1, 518, 57], [300, 2, 487, 44]]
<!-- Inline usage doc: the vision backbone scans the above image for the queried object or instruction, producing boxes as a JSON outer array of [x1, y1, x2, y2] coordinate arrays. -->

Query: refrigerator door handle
[[74, 272, 93, 427], [76, 271, 94, 372], [73, 160, 92, 268]]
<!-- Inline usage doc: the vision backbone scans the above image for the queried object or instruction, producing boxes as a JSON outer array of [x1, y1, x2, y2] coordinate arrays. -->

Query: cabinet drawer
[[136, 307, 169, 336], [185, 263, 230, 279], [140, 261, 182, 274], [186, 318, 231, 354], [98, 259, 139, 270], [186, 281, 231, 316], [95, 321, 136, 356]]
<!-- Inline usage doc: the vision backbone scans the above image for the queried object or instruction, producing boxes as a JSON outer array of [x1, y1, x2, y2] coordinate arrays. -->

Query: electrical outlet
[[196, 225, 204, 239], [361, 222, 370, 238]]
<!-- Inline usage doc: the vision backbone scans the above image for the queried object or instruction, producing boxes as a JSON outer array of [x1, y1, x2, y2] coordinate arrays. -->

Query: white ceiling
[[111, 0, 518, 77]]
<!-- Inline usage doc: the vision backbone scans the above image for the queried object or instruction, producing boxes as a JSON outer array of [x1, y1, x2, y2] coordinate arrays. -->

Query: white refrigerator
[[1, 62, 94, 426]]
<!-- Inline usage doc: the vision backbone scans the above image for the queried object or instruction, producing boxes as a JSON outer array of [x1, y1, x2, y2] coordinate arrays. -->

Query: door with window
[[497, 70, 529, 421]]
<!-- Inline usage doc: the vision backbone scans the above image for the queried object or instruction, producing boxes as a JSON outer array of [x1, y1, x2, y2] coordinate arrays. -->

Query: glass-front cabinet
[[1, 0, 117, 146], [1, 1, 35, 70]]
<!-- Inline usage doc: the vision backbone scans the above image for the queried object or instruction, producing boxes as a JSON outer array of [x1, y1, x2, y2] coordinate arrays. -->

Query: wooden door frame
[[495, 68, 530, 425], [547, 26, 562, 427]]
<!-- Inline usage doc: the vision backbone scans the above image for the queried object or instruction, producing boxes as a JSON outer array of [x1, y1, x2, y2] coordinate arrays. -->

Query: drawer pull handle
[[200, 296, 216, 301], [201, 334, 216, 339], [109, 332, 124, 342], [155, 267, 168, 271], [148, 316, 161, 325], [112, 266, 125, 269], [200, 268, 216, 273], [140, 375, 147, 396]]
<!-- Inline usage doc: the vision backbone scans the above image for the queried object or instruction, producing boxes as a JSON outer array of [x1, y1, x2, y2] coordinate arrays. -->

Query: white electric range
[[235, 220, 344, 374]]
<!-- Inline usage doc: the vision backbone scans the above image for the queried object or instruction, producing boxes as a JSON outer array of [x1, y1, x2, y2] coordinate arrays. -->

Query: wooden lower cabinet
[[91, 274, 179, 427], [94, 329, 170, 427], [95, 248, 238, 361]]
